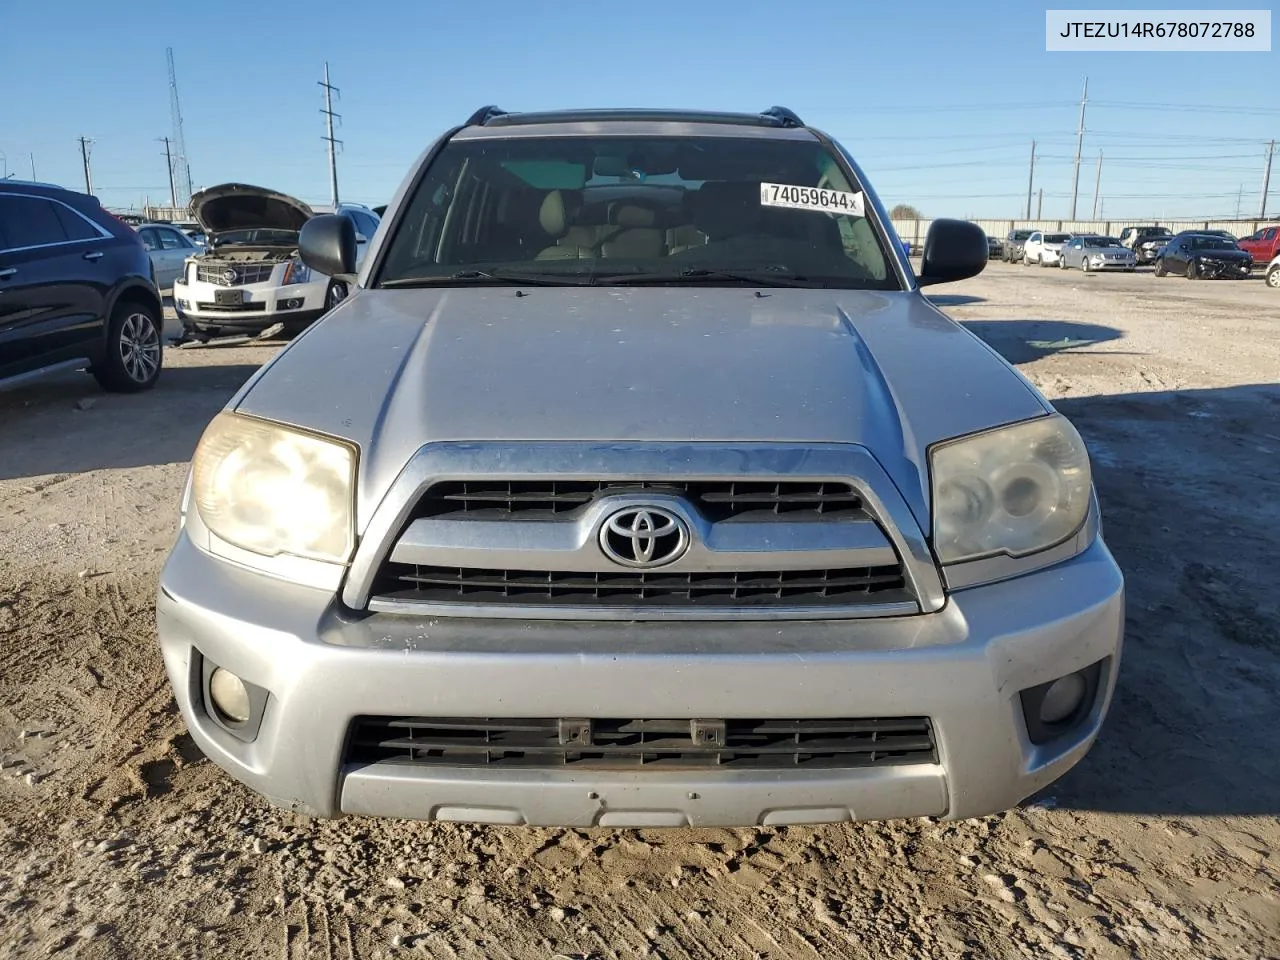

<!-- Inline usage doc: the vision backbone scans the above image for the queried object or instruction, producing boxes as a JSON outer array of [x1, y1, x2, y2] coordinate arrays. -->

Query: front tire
[[1186, 259, 1199, 280], [1267, 265, 1280, 288], [1082, 258, 1091, 273], [92, 301, 162, 392], [1154, 259, 1166, 278], [1039, 255, 1048, 267]]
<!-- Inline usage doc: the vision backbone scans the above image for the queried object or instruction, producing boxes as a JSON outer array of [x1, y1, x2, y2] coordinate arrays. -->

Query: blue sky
[[1, 0, 1276, 220]]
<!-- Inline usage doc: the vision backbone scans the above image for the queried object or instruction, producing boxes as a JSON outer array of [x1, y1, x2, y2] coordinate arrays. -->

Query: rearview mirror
[[299, 214, 357, 277], [917, 219, 987, 286]]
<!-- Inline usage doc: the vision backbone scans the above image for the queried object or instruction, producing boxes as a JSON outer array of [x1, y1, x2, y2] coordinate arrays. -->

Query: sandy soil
[[1, 267, 1278, 959]]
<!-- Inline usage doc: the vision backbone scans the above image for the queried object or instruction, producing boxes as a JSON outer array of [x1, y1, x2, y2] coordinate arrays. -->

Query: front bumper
[[156, 532, 1125, 826], [173, 276, 327, 331], [1089, 258, 1136, 271], [1198, 260, 1253, 279]]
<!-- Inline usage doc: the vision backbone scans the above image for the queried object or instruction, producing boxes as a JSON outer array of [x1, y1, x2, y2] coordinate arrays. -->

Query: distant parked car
[[1154, 234, 1252, 280], [1118, 226, 1174, 265], [1237, 225, 1280, 265], [136, 222, 201, 288], [1022, 231, 1072, 267], [0, 179, 163, 392], [172, 184, 380, 340], [986, 235, 1003, 259], [1266, 253, 1280, 288], [1060, 235, 1135, 272], [1002, 229, 1034, 263]]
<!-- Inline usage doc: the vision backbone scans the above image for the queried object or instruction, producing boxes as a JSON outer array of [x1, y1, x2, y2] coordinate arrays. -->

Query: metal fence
[[891, 218, 1269, 247]]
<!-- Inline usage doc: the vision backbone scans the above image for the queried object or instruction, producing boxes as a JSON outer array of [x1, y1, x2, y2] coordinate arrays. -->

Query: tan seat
[[535, 191, 601, 260], [666, 223, 707, 255], [600, 204, 664, 259]]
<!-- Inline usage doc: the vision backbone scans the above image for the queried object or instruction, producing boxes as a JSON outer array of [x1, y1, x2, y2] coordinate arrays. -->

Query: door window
[[51, 202, 100, 242], [0, 196, 69, 250], [138, 228, 163, 251], [158, 228, 192, 249]]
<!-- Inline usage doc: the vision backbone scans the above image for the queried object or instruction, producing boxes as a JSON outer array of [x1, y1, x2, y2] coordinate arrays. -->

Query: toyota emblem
[[221, 268, 238, 285], [599, 506, 688, 568]]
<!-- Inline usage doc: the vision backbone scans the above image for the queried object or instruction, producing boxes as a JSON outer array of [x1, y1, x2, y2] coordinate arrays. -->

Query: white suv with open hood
[[173, 184, 378, 339]]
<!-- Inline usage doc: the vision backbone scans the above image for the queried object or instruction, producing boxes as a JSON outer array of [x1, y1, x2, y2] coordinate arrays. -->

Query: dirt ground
[[1, 265, 1278, 960]]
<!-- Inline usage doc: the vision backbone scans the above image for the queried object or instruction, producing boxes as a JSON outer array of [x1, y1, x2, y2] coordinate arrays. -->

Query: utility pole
[[77, 137, 94, 194], [1037, 188, 1044, 219], [1260, 140, 1275, 218], [29, 153, 35, 180], [1025, 140, 1036, 220], [1236, 185, 1244, 219], [1091, 151, 1103, 220], [158, 137, 177, 207], [319, 62, 342, 209], [1069, 76, 1088, 220]]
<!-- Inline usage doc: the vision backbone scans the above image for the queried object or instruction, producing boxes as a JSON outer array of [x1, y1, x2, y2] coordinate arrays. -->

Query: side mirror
[[917, 219, 987, 286], [299, 214, 357, 277]]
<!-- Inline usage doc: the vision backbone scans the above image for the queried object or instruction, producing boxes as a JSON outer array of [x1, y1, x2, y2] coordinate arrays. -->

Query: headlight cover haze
[[192, 413, 356, 563], [931, 415, 1091, 564]]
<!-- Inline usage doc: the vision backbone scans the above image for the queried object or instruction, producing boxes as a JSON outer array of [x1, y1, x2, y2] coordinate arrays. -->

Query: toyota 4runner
[[156, 106, 1125, 828]]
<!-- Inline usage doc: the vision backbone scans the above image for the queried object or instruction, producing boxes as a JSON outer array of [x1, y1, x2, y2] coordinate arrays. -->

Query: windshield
[[376, 135, 896, 289], [1090, 237, 1122, 247], [1193, 236, 1238, 250], [1045, 233, 1070, 243]]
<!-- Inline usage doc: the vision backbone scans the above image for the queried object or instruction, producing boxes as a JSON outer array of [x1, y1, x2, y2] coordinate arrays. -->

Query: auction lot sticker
[[761, 183, 865, 217]]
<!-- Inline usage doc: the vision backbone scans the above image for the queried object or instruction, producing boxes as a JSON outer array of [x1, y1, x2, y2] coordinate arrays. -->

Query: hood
[[189, 183, 313, 238], [1196, 248, 1251, 260], [234, 288, 1049, 529]]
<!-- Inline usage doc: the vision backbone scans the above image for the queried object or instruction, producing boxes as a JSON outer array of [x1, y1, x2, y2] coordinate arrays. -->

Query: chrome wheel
[[1267, 267, 1280, 288], [119, 312, 160, 383]]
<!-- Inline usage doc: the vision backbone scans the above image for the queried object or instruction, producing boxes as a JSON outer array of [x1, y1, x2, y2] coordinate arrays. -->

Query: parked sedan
[[1154, 234, 1252, 280], [136, 222, 201, 289], [1060, 236, 1135, 272], [1022, 231, 1072, 267], [986, 235, 1003, 259]]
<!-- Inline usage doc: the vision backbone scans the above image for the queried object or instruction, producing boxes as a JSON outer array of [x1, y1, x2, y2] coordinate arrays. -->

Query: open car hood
[[189, 183, 313, 238]]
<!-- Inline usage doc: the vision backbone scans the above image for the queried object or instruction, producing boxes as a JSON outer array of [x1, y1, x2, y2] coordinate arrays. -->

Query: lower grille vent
[[347, 716, 937, 770]]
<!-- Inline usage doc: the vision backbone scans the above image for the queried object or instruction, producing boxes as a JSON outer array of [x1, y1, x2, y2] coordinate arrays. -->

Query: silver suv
[[156, 106, 1124, 827]]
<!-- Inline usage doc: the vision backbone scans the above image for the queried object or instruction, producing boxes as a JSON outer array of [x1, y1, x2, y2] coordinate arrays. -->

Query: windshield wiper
[[598, 267, 822, 288], [382, 269, 593, 288]]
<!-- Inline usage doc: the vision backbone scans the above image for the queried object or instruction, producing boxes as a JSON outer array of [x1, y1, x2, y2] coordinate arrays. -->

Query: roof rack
[[463, 106, 806, 129]]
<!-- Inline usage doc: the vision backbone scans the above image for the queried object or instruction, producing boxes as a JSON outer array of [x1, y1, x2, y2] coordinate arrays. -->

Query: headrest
[[539, 191, 567, 237], [693, 182, 762, 239], [612, 204, 657, 228]]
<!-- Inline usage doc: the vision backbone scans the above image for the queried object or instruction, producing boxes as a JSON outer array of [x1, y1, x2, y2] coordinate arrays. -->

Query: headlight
[[931, 415, 1091, 564], [191, 413, 356, 563], [281, 257, 312, 286]]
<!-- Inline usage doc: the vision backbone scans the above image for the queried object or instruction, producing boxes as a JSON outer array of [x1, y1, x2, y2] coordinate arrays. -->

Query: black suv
[[0, 180, 164, 392]]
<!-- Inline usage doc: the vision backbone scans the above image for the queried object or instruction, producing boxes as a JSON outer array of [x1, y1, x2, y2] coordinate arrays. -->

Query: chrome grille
[[413, 479, 866, 522], [347, 716, 937, 770], [376, 562, 910, 607], [197, 262, 277, 286]]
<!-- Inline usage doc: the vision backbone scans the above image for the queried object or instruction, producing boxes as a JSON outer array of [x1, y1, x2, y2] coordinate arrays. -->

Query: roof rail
[[761, 106, 804, 127], [469, 107, 809, 129], [465, 105, 508, 126]]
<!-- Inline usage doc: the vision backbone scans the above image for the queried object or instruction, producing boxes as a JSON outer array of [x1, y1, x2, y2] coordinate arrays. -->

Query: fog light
[[177, 299, 190, 309], [279, 298, 303, 310], [209, 668, 251, 725], [1038, 672, 1087, 724]]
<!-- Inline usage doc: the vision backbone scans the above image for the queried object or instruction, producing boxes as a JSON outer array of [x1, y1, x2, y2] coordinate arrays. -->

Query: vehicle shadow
[[961, 319, 1129, 364], [1035, 383, 1280, 816], [926, 293, 987, 307], [0, 362, 265, 481]]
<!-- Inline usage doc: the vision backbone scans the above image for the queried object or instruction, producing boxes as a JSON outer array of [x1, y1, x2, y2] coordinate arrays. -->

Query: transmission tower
[[166, 47, 193, 208]]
